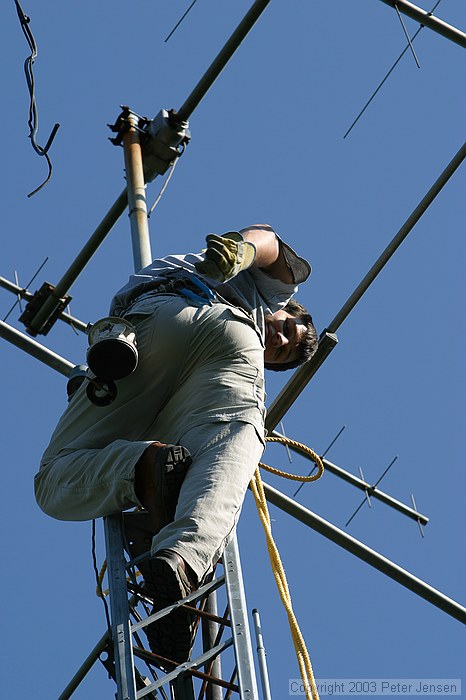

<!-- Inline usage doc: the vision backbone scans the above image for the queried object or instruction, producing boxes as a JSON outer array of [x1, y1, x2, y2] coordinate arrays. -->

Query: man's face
[[264, 310, 306, 365]]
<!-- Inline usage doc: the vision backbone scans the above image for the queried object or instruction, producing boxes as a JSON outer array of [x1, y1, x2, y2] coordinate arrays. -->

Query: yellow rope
[[259, 435, 324, 482], [96, 559, 108, 598], [96, 560, 141, 598], [250, 435, 323, 700]]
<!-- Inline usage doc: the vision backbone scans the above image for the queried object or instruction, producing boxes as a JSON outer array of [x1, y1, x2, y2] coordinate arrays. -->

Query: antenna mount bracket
[[108, 106, 191, 182], [19, 282, 72, 336]]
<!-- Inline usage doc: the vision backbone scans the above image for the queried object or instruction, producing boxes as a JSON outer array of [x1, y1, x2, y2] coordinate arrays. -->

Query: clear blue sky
[[1, 1, 465, 698]]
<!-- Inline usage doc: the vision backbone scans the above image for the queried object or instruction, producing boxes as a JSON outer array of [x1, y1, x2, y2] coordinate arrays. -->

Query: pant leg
[[35, 295, 197, 519], [150, 421, 263, 582], [34, 440, 149, 520]]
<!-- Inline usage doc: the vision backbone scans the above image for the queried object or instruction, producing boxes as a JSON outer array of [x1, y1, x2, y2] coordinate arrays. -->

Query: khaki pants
[[35, 295, 265, 580]]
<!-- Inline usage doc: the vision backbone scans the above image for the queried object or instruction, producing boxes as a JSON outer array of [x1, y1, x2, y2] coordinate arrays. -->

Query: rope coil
[[260, 435, 324, 481]]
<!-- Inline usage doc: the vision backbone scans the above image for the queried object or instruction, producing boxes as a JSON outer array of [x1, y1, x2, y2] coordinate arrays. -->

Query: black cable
[[165, 0, 199, 43], [14, 0, 60, 196]]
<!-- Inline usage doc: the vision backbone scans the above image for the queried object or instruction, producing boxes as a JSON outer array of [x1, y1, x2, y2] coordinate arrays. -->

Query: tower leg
[[104, 513, 138, 700]]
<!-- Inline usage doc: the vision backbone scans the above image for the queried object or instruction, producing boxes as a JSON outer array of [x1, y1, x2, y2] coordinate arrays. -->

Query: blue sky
[[1, 1, 465, 698]]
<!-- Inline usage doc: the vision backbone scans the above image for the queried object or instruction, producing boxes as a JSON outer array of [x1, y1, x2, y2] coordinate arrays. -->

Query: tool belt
[[121, 269, 217, 317], [155, 270, 216, 304]]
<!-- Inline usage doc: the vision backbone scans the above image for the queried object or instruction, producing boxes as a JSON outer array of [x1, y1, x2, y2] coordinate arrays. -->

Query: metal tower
[[78, 516, 260, 700]]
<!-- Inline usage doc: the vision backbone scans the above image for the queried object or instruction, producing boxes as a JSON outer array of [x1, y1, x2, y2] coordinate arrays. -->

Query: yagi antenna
[[2, 257, 48, 323], [345, 456, 399, 527], [343, 0, 443, 139]]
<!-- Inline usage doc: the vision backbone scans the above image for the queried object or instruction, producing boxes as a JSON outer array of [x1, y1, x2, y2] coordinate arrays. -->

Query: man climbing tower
[[34, 223, 317, 666]]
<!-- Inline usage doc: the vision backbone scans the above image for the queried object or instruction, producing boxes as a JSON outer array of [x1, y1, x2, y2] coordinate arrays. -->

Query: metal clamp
[[108, 106, 191, 182], [19, 281, 72, 337]]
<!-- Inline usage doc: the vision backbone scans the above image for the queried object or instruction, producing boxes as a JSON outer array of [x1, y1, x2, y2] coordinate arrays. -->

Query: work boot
[[134, 443, 192, 533], [141, 549, 199, 668]]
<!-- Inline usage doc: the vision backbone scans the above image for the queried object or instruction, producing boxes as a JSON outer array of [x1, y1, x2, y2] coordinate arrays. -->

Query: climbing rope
[[96, 559, 107, 598], [250, 434, 324, 700], [95, 552, 142, 599]]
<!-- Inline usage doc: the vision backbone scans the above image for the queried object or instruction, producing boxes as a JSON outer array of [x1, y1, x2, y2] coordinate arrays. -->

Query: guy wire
[[165, 0, 199, 43]]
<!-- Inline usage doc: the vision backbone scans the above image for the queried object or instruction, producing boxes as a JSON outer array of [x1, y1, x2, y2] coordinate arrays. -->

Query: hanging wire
[[165, 0, 200, 43], [65, 301, 80, 335], [147, 156, 180, 218], [14, 0, 60, 197], [343, 0, 442, 139]]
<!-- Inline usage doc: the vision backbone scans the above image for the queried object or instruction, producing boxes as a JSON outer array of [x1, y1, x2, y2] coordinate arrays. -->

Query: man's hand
[[195, 232, 256, 282]]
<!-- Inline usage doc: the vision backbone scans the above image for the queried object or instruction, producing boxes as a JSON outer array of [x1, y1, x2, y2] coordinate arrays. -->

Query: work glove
[[194, 231, 256, 283]]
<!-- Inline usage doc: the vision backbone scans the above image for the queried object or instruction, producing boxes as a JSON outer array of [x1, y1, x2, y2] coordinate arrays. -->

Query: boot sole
[[143, 554, 197, 666]]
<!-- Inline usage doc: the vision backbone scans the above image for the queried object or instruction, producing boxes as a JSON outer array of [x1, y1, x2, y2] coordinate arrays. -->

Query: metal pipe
[[0, 319, 74, 376], [265, 141, 466, 431], [202, 590, 223, 700], [0, 276, 35, 300], [377, 0, 466, 49], [0, 276, 88, 333], [262, 481, 466, 624], [177, 0, 272, 122], [57, 632, 109, 700], [252, 609, 272, 700], [271, 431, 429, 526], [223, 537, 260, 699], [327, 141, 466, 334], [122, 115, 152, 271], [323, 456, 428, 525], [28, 189, 128, 334], [104, 514, 137, 700]]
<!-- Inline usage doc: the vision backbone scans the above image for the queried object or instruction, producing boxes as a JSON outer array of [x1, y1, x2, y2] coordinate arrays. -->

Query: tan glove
[[194, 231, 256, 282]]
